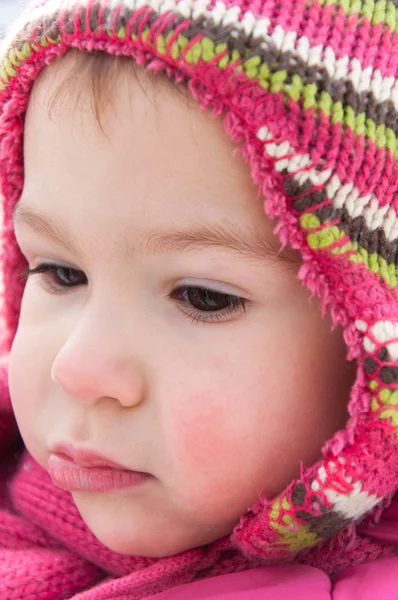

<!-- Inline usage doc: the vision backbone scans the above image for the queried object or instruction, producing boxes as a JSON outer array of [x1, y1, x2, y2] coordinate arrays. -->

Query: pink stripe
[[215, 0, 398, 79]]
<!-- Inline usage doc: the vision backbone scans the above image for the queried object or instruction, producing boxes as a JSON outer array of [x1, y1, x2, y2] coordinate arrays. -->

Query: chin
[[93, 531, 193, 558], [76, 513, 192, 557], [72, 494, 222, 558]]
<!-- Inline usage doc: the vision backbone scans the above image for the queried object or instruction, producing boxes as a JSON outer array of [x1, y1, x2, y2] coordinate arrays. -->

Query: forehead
[[21, 53, 292, 265], [25, 55, 262, 216]]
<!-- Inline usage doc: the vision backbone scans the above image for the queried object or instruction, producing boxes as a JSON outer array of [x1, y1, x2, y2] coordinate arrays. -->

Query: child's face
[[9, 55, 354, 558]]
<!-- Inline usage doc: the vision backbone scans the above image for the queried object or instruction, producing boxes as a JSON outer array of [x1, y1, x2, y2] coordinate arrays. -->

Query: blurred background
[[0, 1, 25, 39]]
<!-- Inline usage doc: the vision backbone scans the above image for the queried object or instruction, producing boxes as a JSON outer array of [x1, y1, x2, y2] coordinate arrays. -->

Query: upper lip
[[51, 443, 136, 471]]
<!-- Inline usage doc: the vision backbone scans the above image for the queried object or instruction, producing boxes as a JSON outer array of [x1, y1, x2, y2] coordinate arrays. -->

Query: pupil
[[189, 288, 230, 311], [58, 268, 79, 286]]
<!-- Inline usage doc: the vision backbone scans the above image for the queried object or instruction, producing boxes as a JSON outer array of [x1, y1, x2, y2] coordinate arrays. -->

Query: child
[[0, 0, 397, 598]]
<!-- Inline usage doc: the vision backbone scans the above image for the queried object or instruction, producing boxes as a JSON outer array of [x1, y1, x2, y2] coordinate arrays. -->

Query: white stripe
[[192, 0, 212, 22], [257, 126, 273, 141], [324, 481, 380, 520], [266, 140, 291, 158], [115, 0, 136, 8], [122, 0, 138, 8], [2, 0, 398, 115], [318, 466, 327, 483], [355, 320, 368, 332], [256, 125, 398, 243], [371, 320, 398, 344], [386, 341, 398, 360], [363, 337, 376, 353], [297, 167, 332, 187], [363, 317, 398, 353]]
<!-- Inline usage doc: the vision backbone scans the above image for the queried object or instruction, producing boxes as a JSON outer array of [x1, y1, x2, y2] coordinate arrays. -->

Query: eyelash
[[20, 263, 247, 325]]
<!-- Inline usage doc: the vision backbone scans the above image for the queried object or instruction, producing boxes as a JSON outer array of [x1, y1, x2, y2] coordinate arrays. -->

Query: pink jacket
[[149, 557, 398, 600], [149, 499, 398, 599], [147, 559, 398, 600]]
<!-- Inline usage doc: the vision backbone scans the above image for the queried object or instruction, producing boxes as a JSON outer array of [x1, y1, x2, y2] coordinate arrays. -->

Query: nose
[[50, 305, 146, 408]]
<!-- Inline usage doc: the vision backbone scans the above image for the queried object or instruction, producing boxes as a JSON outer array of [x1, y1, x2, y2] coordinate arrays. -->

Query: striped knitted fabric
[[0, 0, 397, 587]]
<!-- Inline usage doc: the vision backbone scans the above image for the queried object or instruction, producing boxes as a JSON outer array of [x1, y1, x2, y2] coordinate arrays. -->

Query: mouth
[[48, 444, 151, 493]]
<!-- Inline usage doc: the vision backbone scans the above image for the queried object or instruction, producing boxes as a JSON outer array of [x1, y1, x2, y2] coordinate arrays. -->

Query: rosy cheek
[[170, 389, 232, 470]]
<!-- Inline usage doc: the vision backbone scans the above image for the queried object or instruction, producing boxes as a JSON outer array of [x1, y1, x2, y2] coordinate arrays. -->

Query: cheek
[[171, 389, 230, 468], [8, 322, 54, 464], [9, 328, 35, 408], [164, 347, 287, 483], [162, 368, 272, 512], [8, 284, 65, 414], [165, 389, 253, 523], [162, 350, 262, 477], [9, 329, 36, 445]]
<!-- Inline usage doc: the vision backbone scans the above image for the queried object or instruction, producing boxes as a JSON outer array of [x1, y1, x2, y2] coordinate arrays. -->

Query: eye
[[170, 285, 246, 324], [21, 263, 87, 294]]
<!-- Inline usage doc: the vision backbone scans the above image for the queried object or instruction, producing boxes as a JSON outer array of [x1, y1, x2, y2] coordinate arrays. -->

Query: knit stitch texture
[[0, 0, 397, 597]]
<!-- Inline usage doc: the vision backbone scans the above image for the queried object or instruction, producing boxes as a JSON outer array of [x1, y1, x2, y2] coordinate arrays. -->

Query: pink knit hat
[[0, 0, 397, 574]]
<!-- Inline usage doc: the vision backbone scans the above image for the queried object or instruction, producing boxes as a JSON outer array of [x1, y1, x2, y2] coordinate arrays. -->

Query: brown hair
[[45, 48, 189, 130]]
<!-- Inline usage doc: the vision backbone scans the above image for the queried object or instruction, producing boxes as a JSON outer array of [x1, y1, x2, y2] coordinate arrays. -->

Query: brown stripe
[[364, 356, 378, 374], [291, 190, 326, 213], [282, 172, 334, 217], [291, 483, 307, 506], [89, 3, 101, 32], [380, 366, 398, 384], [295, 509, 351, 539], [79, 6, 87, 32], [378, 347, 389, 361], [340, 209, 398, 264]]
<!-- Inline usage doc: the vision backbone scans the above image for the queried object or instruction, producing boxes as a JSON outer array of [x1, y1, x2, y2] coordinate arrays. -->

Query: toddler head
[[8, 50, 353, 556], [1, 0, 397, 568]]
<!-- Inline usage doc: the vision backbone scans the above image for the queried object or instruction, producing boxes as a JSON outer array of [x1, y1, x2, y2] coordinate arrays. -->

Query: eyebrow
[[12, 201, 299, 265]]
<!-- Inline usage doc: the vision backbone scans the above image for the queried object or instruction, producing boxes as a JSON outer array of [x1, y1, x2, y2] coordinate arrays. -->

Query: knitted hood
[[0, 0, 397, 582]]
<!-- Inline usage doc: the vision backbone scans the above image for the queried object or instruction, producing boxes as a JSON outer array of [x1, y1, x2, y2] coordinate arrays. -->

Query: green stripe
[[0, 36, 57, 89], [269, 497, 320, 551], [300, 213, 398, 288], [371, 386, 398, 432], [318, 0, 398, 33]]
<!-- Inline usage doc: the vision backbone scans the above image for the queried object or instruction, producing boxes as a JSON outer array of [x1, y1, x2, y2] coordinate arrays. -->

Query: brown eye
[[184, 287, 233, 312], [51, 267, 86, 287], [22, 263, 87, 293], [170, 285, 246, 324]]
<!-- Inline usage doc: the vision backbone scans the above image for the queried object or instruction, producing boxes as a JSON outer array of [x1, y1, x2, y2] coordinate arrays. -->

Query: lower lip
[[48, 454, 150, 492]]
